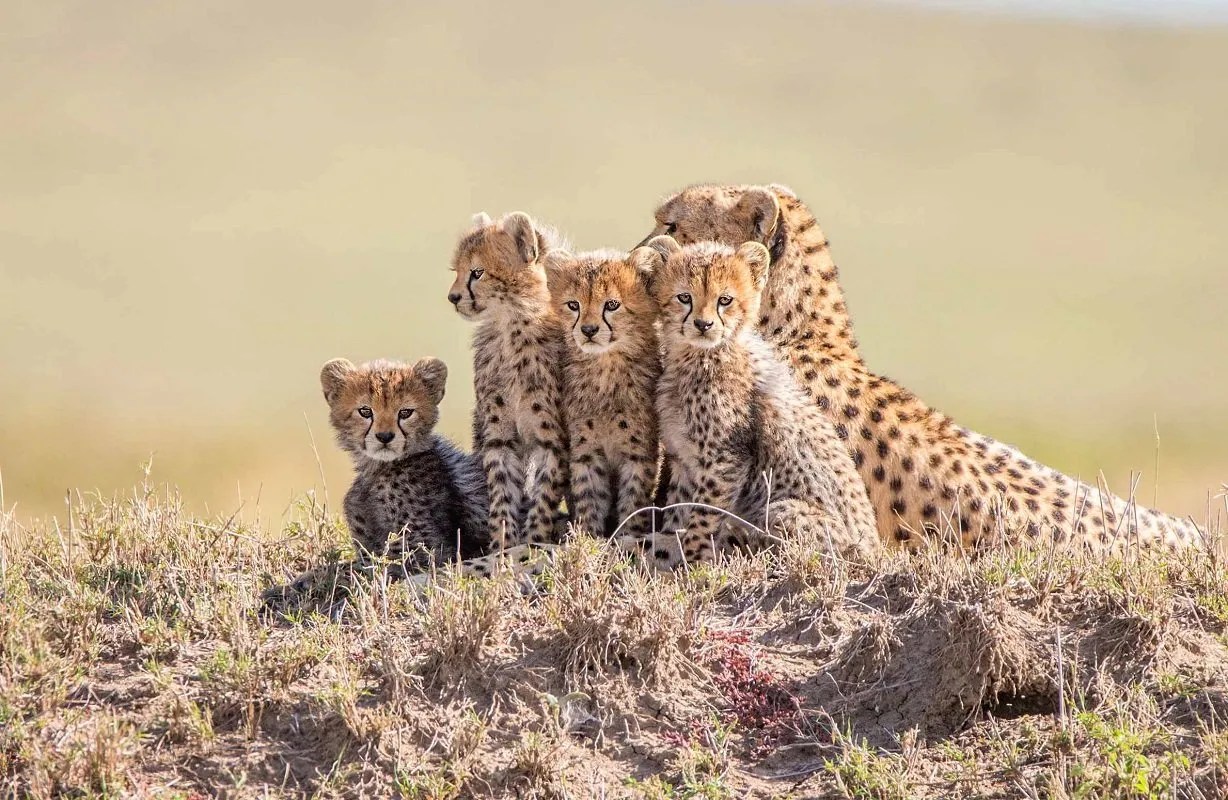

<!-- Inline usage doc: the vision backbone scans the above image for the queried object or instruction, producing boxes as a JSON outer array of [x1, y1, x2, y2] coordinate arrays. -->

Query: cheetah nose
[[693, 319, 714, 333], [580, 323, 600, 339], [447, 292, 462, 306], [374, 431, 395, 444]]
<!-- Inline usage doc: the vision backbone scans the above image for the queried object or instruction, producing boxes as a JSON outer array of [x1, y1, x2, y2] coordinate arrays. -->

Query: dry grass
[[3, 478, 1227, 798], [3, 0, 1228, 523]]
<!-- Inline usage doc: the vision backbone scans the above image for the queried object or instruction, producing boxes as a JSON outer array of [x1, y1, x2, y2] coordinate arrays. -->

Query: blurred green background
[[2, 1, 1224, 526]]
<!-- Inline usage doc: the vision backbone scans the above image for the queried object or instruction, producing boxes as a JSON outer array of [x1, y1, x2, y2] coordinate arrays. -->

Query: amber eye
[[718, 295, 734, 307], [357, 406, 373, 419], [676, 293, 692, 304], [604, 299, 620, 312], [470, 268, 484, 280], [398, 408, 414, 420], [565, 300, 580, 312]]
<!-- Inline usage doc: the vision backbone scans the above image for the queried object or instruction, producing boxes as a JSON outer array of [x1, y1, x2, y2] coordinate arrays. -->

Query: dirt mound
[[3, 489, 1227, 797]]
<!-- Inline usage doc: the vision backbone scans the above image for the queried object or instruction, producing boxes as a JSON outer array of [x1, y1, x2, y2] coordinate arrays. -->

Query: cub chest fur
[[658, 347, 756, 460], [569, 357, 655, 457], [474, 320, 566, 442], [345, 446, 460, 552]]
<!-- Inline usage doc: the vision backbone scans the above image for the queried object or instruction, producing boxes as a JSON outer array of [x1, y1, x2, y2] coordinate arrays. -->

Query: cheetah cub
[[448, 211, 570, 547], [262, 358, 490, 613], [322, 357, 489, 573], [650, 236, 881, 563], [544, 247, 663, 537]]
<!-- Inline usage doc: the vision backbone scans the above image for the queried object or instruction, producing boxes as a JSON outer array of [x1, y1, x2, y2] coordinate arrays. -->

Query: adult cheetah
[[641, 183, 1204, 554]]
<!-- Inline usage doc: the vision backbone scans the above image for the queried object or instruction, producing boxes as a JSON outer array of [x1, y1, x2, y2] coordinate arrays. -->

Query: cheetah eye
[[718, 295, 734, 307], [676, 293, 692, 305], [357, 406, 373, 419], [604, 299, 620, 312], [470, 268, 484, 280], [398, 408, 414, 420], [565, 300, 580, 312], [665, 222, 678, 235]]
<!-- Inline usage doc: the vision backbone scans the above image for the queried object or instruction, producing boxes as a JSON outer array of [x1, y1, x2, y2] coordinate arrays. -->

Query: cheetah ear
[[500, 211, 539, 264], [737, 187, 781, 245], [320, 358, 355, 404], [644, 235, 681, 260], [736, 242, 771, 289], [411, 357, 448, 405], [471, 211, 492, 228], [628, 246, 663, 290], [542, 249, 574, 291], [766, 183, 797, 199]]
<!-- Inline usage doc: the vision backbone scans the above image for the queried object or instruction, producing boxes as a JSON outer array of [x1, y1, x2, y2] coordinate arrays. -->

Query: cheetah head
[[448, 211, 552, 321], [639, 184, 792, 266], [650, 236, 770, 350], [320, 357, 446, 463], [543, 247, 660, 355]]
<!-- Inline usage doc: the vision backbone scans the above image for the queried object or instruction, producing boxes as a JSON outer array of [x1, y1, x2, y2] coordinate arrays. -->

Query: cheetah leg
[[523, 442, 568, 545], [481, 442, 526, 549], [763, 498, 877, 561], [614, 453, 659, 538], [570, 445, 613, 538], [671, 460, 743, 564], [612, 529, 687, 571]]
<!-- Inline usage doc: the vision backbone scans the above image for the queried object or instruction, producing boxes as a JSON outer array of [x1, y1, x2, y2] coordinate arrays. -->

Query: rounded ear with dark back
[[628, 246, 663, 291], [412, 358, 448, 405], [542, 250, 574, 292], [736, 187, 781, 246], [320, 358, 356, 403], [500, 212, 539, 264], [644, 235, 681, 260], [736, 242, 771, 290]]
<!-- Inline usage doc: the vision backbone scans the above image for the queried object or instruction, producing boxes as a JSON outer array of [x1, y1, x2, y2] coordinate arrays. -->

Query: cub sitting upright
[[650, 236, 881, 563], [322, 357, 489, 574], [448, 212, 570, 547], [544, 247, 663, 537]]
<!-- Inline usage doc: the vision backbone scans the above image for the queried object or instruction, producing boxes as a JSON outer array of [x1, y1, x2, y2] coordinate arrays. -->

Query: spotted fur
[[643, 183, 1204, 553], [646, 236, 880, 564], [262, 358, 490, 611], [448, 211, 571, 548], [545, 247, 663, 537]]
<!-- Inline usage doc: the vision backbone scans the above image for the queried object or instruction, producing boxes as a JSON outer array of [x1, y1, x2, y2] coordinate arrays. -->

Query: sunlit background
[[2, 0, 1225, 527]]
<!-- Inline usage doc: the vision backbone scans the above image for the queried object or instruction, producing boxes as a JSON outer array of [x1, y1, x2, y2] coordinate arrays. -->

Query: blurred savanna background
[[2, 0, 1225, 529]]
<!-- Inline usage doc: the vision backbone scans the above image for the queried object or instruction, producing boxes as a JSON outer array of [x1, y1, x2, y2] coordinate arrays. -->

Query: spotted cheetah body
[[449, 211, 571, 547], [645, 183, 1203, 553], [651, 238, 881, 562], [546, 247, 663, 537]]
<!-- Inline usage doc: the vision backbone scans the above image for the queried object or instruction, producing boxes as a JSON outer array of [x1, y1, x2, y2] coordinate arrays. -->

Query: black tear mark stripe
[[602, 305, 615, 335], [466, 271, 479, 307], [680, 299, 692, 334]]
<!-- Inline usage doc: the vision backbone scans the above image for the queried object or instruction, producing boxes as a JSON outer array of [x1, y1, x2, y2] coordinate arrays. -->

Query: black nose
[[374, 431, 395, 444], [693, 319, 714, 333], [447, 292, 462, 306], [580, 323, 600, 339]]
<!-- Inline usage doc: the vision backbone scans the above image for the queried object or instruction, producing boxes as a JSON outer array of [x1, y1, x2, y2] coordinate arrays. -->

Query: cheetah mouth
[[365, 444, 403, 461], [578, 338, 614, 353], [683, 331, 723, 349]]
